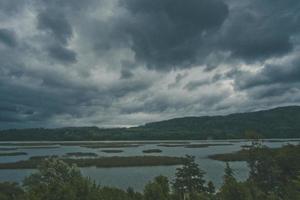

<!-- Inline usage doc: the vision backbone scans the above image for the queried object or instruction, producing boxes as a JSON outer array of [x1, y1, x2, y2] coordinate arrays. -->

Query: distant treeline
[[1, 106, 300, 141]]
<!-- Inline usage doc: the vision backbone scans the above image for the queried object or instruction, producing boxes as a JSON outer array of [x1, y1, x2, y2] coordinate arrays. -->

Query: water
[[0, 139, 298, 191]]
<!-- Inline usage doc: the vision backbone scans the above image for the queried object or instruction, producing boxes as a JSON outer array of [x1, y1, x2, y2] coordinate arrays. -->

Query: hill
[[0, 106, 300, 140]]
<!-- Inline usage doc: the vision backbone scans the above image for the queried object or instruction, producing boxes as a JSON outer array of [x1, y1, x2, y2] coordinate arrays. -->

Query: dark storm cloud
[[47, 45, 77, 64], [168, 73, 188, 89], [120, 0, 229, 70], [37, 9, 73, 44], [0, 77, 101, 128], [87, 0, 300, 69], [220, 0, 300, 61], [236, 57, 300, 90], [0, 0, 27, 17], [35, 2, 78, 64], [120, 69, 134, 79], [119, 60, 137, 79], [121, 95, 185, 114], [1, 0, 300, 129], [184, 79, 210, 91], [247, 85, 296, 100], [0, 28, 17, 48]]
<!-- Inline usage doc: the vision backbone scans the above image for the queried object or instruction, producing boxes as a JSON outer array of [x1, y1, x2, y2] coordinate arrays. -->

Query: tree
[[0, 182, 24, 200], [99, 187, 134, 200], [173, 155, 206, 199], [23, 157, 100, 200], [224, 163, 234, 180], [207, 181, 215, 194], [127, 187, 143, 200], [218, 163, 247, 200], [144, 175, 170, 200], [247, 145, 281, 194]]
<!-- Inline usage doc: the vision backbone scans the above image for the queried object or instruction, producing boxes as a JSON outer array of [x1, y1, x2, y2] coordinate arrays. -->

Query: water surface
[[0, 139, 298, 191]]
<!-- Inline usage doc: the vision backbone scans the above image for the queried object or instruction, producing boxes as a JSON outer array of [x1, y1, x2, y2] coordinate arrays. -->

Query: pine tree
[[219, 162, 246, 200], [207, 181, 215, 194], [173, 155, 206, 199]]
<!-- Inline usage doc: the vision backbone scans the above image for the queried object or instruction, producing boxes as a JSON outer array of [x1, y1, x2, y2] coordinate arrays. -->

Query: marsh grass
[[0, 156, 186, 169], [0, 152, 27, 157], [142, 149, 162, 153]]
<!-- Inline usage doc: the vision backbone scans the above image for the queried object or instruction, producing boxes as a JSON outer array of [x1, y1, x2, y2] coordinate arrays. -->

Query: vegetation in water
[[1, 143, 300, 200], [208, 149, 253, 162], [157, 143, 233, 148], [184, 144, 233, 148], [18, 146, 60, 149], [143, 149, 162, 153], [81, 143, 142, 148], [0, 152, 27, 157], [0, 148, 18, 151], [101, 150, 124, 153], [0, 156, 186, 169], [65, 152, 98, 157], [207, 144, 299, 162]]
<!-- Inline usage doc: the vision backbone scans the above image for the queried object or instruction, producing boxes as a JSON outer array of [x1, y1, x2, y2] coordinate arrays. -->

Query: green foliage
[[219, 163, 247, 200], [207, 181, 215, 194], [98, 187, 141, 200], [127, 187, 143, 200], [23, 157, 100, 200], [144, 175, 170, 200], [224, 163, 234, 180], [0, 182, 24, 200], [247, 144, 300, 199], [173, 155, 206, 199]]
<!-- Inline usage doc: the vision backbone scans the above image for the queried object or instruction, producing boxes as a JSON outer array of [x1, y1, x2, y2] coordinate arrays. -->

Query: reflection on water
[[0, 139, 298, 191]]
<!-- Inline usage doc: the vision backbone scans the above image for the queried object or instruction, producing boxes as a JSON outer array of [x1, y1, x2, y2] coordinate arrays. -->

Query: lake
[[0, 139, 298, 191]]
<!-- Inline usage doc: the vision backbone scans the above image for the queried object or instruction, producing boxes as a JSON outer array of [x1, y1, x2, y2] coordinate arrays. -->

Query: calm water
[[0, 139, 298, 191]]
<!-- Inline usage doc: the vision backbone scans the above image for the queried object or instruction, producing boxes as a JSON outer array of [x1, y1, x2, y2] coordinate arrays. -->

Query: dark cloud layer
[[0, 28, 17, 47], [0, 0, 300, 129], [236, 57, 300, 90], [220, 0, 300, 61], [122, 0, 229, 70], [47, 45, 77, 64], [37, 11, 73, 45]]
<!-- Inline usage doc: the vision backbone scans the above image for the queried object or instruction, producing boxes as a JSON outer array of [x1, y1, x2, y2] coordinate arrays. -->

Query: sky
[[0, 0, 300, 129]]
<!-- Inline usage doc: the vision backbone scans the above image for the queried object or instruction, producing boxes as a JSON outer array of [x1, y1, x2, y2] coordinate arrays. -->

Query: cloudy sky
[[0, 0, 300, 129]]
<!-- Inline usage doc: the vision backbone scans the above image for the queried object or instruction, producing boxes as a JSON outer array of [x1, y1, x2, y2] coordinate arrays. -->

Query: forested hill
[[0, 106, 300, 141], [139, 106, 300, 139]]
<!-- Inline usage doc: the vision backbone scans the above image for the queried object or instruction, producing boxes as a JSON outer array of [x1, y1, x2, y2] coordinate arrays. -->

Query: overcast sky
[[0, 0, 300, 129]]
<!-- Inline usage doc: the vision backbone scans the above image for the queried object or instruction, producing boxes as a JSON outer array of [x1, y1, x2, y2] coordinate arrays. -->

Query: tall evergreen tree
[[219, 163, 246, 200], [173, 155, 206, 199]]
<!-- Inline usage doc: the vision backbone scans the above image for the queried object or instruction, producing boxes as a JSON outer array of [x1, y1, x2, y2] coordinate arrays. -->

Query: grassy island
[[65, 152, 98, 157], [208, 150, 250, 161], [158, 143, 233, 148], [0, 156, 185, 169], [0, 152, 27, 157], [208, 144, 300, 162], [0, 148, 18, 151], [142, 149, 162, 153], [101, 150, 124, 153], [80, 143, 142, 148]]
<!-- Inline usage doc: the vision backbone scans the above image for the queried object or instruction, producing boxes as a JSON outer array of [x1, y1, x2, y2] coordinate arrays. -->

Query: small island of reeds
[[0, 152, 27, 157], [142, 149, 162, 153], [0, 156, 186, 169]]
